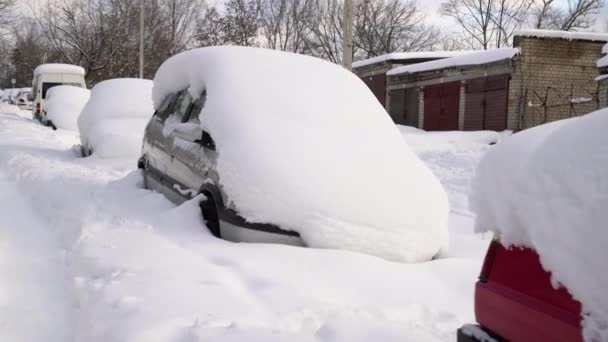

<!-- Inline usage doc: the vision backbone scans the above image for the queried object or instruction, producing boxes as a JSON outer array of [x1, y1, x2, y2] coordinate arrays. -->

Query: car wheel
[[200, 193, 221, 238]]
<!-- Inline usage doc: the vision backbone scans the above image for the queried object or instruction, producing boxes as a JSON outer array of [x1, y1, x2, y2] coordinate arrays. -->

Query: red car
[[458, 237, 583, 342]]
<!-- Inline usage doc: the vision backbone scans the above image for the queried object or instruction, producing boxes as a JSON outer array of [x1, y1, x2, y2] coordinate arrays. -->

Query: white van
[[32, 63, 86, 123]]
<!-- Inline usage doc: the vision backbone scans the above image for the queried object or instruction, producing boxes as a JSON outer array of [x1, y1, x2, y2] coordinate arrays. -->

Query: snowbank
[[45, 86, 90, 131], [352, 50, 473, 69], [34, 63, 85, 76], [388, 48, 518, 76], [78, 78, 153, 158], [514, 29, 608, 42], [153, 46, 449, 262], [397, 125, 507, 151], [470, 110, 608, 340]]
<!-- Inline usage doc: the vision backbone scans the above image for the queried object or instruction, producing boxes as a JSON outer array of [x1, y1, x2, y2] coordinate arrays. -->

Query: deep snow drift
[[0, 107, 493, 341], [470, 110, 608, 341], [45, 86, 91, 130], [153, 46, 449, 263], [78, 78, 153, 158]]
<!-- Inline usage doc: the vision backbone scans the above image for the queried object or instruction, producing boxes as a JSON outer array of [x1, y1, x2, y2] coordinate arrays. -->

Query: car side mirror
[[172, 123, 203, 143]]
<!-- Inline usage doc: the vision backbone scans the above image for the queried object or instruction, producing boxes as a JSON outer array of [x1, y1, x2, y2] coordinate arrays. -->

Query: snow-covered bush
[[45, 86, 90, 131], [470, 109, 608, 341], [152, 46, 449, 262], [78, 78, 153, 158]]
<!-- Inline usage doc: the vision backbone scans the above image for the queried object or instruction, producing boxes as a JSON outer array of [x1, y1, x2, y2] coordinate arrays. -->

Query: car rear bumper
[[474, 282, 583, 342]]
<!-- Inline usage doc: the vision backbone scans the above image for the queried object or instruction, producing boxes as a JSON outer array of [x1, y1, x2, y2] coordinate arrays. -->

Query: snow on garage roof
[[34, 64, 86, 76], [598, 43, 608, 69], [514, 29, 608, 42], [352, 50, 473, 69], [387, 48, 518, 76]]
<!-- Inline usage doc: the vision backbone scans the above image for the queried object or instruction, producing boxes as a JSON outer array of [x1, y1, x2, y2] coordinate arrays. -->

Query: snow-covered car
[[459, 109, 607, 342], [32, 64, 86, 122], [15, 90, 33, 111], [78, 78, 153, 158], [139, 46, 448, 262], [43, 85, 90, 130]]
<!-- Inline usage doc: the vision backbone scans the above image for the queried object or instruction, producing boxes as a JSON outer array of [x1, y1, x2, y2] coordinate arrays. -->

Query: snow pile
[[78, 78, 153, 158], [470, 109, 608, 341], [388, 48, 518, 76], [153, 46, 449, 262], [352, 50, 473, 69], [45, 86, 90, 131], [514, 29, 608, 42], [34, 63, 85, 76]]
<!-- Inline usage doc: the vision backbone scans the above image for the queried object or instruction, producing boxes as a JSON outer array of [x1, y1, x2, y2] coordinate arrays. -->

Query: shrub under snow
[[152, 46, 449, 262], [45, 86, 90, 131], [470, 109, 608, 341], [78, 78, 153, 158]]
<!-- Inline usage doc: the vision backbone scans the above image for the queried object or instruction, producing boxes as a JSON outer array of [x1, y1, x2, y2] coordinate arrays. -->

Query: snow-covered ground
[[0, 105, 493, 342]]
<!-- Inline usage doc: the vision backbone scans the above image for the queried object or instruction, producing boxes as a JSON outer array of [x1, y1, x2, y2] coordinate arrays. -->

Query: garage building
[[386, 29, 608, 131], [351, 51, 470, 122]]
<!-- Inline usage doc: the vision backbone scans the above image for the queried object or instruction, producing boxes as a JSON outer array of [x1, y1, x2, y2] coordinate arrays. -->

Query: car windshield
[[42, 82, 83, 99]]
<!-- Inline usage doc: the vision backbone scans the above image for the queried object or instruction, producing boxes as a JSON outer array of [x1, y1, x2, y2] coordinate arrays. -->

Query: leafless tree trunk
[[532, 0, 604, 31], [307, 0, 346, 63]]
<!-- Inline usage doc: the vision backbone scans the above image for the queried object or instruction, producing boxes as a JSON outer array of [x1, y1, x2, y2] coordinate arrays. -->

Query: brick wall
[[510, 36, 607, 129]]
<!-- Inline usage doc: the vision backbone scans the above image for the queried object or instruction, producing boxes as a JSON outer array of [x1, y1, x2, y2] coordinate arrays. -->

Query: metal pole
[[342, 0, 353, 70], [139, 0, 145, 78]]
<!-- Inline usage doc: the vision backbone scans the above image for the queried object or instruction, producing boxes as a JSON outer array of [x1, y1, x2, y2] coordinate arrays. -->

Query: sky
[[420, 0, 608, 32]]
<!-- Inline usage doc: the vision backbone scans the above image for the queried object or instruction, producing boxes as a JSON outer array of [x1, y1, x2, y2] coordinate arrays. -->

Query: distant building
[[352, 51, 470, 125], [384, 29, 608, 131]]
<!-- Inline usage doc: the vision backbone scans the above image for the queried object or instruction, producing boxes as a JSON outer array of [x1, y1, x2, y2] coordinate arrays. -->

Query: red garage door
[[424, 82, 460, 131], [362, 74, 386, 106], [464, 74, 509, 131]]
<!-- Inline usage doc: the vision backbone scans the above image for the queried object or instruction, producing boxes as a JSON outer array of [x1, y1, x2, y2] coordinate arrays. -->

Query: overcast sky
[[420, 0, 608, 32], [14, 0, 608, 32]]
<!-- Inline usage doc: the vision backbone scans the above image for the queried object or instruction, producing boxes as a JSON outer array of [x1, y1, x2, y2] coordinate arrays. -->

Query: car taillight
[[35, 103, 40, 113], [479, 236, 500, 282]]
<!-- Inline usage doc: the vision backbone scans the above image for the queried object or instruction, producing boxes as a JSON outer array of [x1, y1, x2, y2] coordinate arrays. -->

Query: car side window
[[155, 92, 177, 122], [185, 91, 206, 124], [172, 90, 193, 122]]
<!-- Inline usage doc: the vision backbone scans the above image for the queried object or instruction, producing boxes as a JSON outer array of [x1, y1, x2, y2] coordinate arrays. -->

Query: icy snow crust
[[153, 46, 449, 262], [78, 78, 153, 158], [34, 63, 86, 76], [387, 48, 518, 76], [471, 110, 608, 341], [45, 86, 90, 131]]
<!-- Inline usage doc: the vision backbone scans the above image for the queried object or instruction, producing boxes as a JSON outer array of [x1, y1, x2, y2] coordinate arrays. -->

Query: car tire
[[200, 193, 221, 238]]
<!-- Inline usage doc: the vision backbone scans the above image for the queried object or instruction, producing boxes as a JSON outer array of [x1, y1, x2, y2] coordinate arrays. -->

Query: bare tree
[[354, 0, 441, 58], [307, 0, 345, 63], [0, 0, 14, 29], [441, 0, 533, 49], [531, 0, 604, 31], [260, 0, 315, 52], [197, 0, 261, 47]]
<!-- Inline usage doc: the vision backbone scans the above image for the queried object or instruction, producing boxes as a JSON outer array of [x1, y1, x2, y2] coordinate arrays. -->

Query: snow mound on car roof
[[45, 86, 90, 131], [152, 46, 449, 263], [78, 78, 153, 158], [470, 109, 608, 340]]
